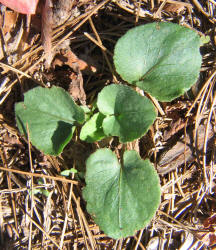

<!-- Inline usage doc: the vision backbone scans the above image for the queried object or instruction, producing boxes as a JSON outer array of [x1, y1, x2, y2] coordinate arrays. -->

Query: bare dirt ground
[[0, 0, 216, 249]]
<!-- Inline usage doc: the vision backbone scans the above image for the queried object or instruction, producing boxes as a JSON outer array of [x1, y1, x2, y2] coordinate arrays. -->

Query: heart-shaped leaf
[[80, 112, 106, 142], [97, 84, 156, 142], [83, 149, 161, 239], [15, 86, 84, 155], [114, 22, 202, 101]]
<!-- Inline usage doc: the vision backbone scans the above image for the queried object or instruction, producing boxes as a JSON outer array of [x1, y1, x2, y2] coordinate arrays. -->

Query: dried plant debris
[[41, 0, 53, 68], [0, 0, 216, 249], [52, 0, 77, 27], [157, 123, 215, 175]]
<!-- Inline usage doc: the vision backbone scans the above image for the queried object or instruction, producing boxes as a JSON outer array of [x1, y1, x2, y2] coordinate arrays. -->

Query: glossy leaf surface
[[15, 86, 84, 155], [83, 149, 161, 239], [97, 84, 156, 142], [80, 112, 106, 142], [114, 22, 202, 101]]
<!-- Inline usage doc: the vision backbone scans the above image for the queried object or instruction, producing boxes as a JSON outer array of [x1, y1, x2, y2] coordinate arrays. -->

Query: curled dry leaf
[[53, 48, 96, 72], [52, 48, 88, 104], [68, 70, 86, 105], [164, 3, 185, 13], [0, 0, 39, 14]]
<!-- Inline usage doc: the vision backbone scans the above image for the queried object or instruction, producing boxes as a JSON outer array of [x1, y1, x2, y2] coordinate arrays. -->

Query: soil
[[0, 0, 216, 249]]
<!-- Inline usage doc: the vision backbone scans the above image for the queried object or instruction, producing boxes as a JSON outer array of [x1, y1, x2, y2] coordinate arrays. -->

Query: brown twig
[[0, 166, 78, 184]]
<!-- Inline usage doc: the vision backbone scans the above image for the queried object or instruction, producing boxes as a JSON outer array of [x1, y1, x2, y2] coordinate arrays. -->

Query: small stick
[[192, 0, 216, 22], [186, 69, 216, 117], [148, 94, 165, 116], [0, 166, 79, 184], [19, 205, 60, 248], [88, 17, 118, 83], [202, 92, 216, 186]]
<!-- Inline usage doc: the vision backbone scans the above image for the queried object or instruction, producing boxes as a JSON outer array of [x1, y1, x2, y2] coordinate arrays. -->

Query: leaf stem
[[119, 144, 126, 167]]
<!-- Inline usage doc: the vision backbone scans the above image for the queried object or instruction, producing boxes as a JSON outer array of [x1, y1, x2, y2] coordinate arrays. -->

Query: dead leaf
[[157, 124, 214, 174], [1, 10, 18, 35], [2, 132, 24, 149], [51, 48, 87, 103], [68, 66, 86, 105], [53, 48, 96, 73], [0, 0, 39, 14], [164, 3, 185, 13], [163, 118, 187, 141]]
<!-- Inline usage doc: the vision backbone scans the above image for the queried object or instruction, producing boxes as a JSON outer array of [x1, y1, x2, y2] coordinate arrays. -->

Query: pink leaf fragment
[[0, 0, 39, 14]]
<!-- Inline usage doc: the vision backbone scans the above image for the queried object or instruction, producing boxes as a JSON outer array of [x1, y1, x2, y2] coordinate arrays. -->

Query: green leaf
[[80, 105, 92, 121], [15, 86, 85, 155], [114, 22, 202, 101], [80, 112, 106, 142], [97, 84, 156, 142], [60, 170, 71, 176], [61, 168, 78, 176], [200, 35, 210, 45], [41, 189, 50, 197], [83, 149, 161, 239], [80, 105, 91, 114]]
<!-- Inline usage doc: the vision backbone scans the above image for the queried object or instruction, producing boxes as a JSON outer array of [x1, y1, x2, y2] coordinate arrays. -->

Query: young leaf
[[61, 168, 78, 176], [80, 105, 91, 114], [80, 112, 106, 142], [15, 86, 84, 155], [97, 84, 156, 142], [114, 22, 202, 101], [200, 35, 210, 45], [83, 149, 161, 239]]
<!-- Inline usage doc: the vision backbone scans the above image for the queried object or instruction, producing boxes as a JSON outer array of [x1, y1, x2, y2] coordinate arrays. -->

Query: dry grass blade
[[59, 183, 73, 249], [88, 17, 117, 82], [134, 229, 145, 250], [186, 69, 216, 116], [0, 0, 111, 106], [192, 0, 216, 22], [0, 148, 19, 236], [26, 124, 34, 250], [0, 62, 35, 82], [0, 194, 4, 242], [147, 94, 165, 116], [202, 92, 216, 186], [72, 192, 98, 249], [42, 0, 53, 68], [19, 205, 61, 248], [84, 32, 113, 56]]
